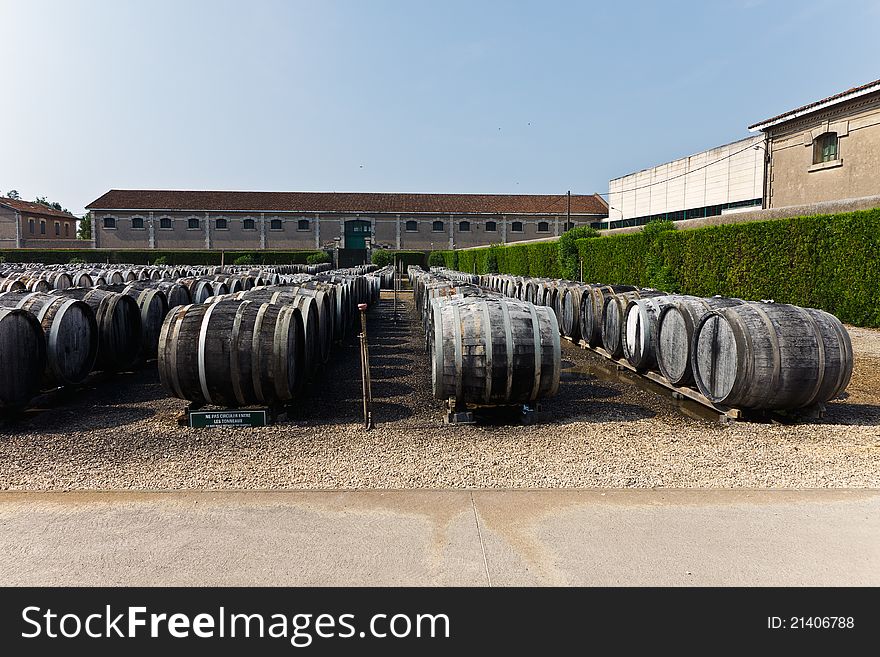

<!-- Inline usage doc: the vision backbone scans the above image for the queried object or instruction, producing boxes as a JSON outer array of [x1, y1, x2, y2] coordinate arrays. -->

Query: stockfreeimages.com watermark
[[21, 606, 450, 647]]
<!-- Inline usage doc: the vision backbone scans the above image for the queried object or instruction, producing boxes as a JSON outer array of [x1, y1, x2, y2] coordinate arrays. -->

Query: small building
[[749, 78, 880, 208], [605, 135, 764, 230], [85, 190, 608, 253], [0, 197, 80, 248]]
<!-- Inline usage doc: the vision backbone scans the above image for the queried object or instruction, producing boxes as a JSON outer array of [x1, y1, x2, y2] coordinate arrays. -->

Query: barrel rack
[[561, 335, 826, 424], [443, 397, 544, 426]]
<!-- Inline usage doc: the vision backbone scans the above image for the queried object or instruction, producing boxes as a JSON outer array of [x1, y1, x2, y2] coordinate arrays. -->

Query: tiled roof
[[749, 78, 880, 130], [86, 190, 609, 215], [0, 197, 79, 220]]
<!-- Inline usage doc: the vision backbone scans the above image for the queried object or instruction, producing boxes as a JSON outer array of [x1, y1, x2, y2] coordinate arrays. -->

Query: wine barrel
[[0, 308, 47, 408], [100, 285, 169, 359], [154, 281, 190, 308], [430, 297, 560, 404], [0, 292, 98, 385], [25, 277, 52, 293], [655, 296, 744, 386], [0, 277, 26, 293], [561, 284, 590, 340], [54, 288, 143, 372], [291, 286, 334, 364], [287, 294, 320, 377], [622, 295, 686, 372], [70, 272, 93, 287], [179, 278, 214, 304], [692, 302, 853, 410], [44, 272, 73, 290], [580, 284, 637, 347], [601, 289, 665, 359], [158, 300, 305, 406]]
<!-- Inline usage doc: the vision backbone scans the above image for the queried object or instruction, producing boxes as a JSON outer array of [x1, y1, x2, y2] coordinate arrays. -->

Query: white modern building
[[603, 135, 764, 229]]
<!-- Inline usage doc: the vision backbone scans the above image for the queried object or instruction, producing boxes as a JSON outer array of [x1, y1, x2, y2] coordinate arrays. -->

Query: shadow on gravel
[[369, 356, 415, 367], [372, 337, 408, 347], [369, 367, 411, 381], [371, 381, 415, 399], [371, 401, 414, 422], [822, 402, 880, 426], [1, 406, 157, 435]]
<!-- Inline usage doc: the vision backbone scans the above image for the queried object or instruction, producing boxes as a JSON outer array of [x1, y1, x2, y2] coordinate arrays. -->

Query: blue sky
[[1, 0, 878, 215]]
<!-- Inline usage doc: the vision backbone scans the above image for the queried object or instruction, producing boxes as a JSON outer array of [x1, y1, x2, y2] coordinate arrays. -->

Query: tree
[[6, 190, 20, 199], [35, 196, 69, 213], [306, 251, 331, 265], [77, 213, 92, 240], [557, 225, 599, 280], [371, 249, 392, 267]]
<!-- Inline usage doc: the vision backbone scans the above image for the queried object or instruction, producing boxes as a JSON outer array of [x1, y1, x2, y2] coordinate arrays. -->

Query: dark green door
[[344, 220, 371, 249]]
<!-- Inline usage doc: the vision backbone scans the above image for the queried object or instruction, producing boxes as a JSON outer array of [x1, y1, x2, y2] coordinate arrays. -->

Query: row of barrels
[[156, 267, 383, 408], [471, 272, 853, 411], [410, 267, 560, 405]]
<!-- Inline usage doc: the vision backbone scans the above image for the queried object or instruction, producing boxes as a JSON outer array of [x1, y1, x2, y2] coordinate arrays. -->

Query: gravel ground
[[1, 292, 879, 490]]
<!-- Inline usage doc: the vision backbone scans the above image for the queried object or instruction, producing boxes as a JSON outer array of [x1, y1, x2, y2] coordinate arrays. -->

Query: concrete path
[[1, 490, 878, 586]]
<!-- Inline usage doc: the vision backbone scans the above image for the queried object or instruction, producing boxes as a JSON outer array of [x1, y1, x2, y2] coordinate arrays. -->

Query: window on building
[[215, 218, 228, 230], [40, 221, 46, 234], [813, 132, 838, 164], [405, 220, 418, 232], [298, 219, 310, 231], [485, 221, 497, 232], [54, 222, 60, 235], [511, 221, 523, 232], [243, 218, 256, 230], [131, 217, 144, 229], [459, 220, 471, 232], [564, 222, 575, 231], [65, 223, 69, 236], [187, 217, 200, 229], [160, 217, 173, 229], [537, 221, 549, 233], [28, 219, 34, 234], [432, 221, 444, 232], [270, 218, 283, 230], [103, 217, 116, 229]]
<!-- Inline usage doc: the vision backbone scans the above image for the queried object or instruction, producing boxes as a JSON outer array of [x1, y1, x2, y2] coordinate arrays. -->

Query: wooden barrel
[[430, 296, 560, 404], [656, 296, 744, 386], [41, 271, 73, 290], [601, 289, 665, 359], [0, 277, 26, 293], [25, 277, 52, 293], [0, 308, 47, 408], [70, 272, 93, 287], [179, 278, 214, 304], [622, 295, 686, 372], [152, 281, 191, 309], [54, 288, 143, 372], [287, 294, 320, 377], [100, 285, 169, 359], [580, 284, 637, 347], [561, 284, 590, 340], [158, 300, 305, 406], [290, 286, 334, 364], [692, 302, 853, 410], [0, 291, 98, 385]]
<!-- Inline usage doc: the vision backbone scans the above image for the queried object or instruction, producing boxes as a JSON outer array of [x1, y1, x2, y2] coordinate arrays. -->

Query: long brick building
[[0, 197, 80, 248], [85, 190, 608, 252]]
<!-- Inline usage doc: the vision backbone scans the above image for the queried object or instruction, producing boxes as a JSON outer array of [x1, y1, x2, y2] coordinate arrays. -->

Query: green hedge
[[575, 208, 880, 327], [0, 249, 327, 266], [443, 242, 561, 278]]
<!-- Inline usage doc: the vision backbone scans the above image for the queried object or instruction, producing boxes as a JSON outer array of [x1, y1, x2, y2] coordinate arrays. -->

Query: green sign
[[189, 409, 268, 428]]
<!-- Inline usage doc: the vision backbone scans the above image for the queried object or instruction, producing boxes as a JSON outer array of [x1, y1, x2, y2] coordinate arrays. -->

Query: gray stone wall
[[92, 210, 601, 250]]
